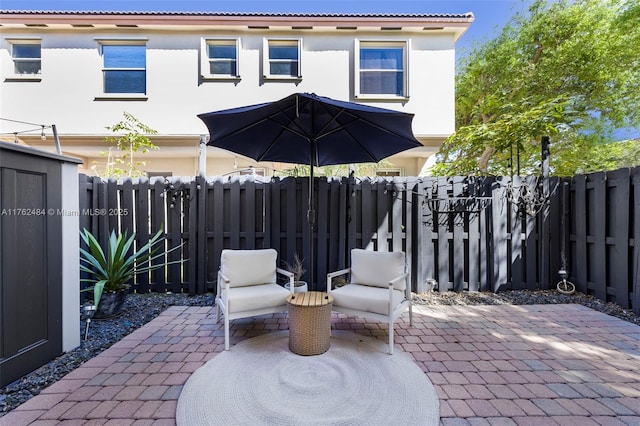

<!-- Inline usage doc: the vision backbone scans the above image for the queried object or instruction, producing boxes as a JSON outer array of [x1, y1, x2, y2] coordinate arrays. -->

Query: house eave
[[0, 10, 474, 38]]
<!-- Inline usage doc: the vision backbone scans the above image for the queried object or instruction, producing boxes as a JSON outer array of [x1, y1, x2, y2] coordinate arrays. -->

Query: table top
[[287, 291, 333, 307]]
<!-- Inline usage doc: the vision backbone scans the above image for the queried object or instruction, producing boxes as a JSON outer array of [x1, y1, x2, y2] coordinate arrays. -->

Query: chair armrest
[[389, 272, 409, 289], [218, 270, 230, 295], [217, 270, 232, 312], [389, 272, 411, 306], [276, 267, 295, 294], [326, 268, 351, 293], [218, 270, 230, 283]]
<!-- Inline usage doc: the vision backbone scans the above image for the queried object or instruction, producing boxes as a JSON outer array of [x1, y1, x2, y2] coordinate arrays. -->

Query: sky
[[0, 0, 532, 55]]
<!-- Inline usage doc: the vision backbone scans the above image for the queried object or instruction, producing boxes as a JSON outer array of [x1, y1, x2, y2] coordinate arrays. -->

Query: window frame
[[5, 37, 42, 81], [147, 171, 173, 178], [96, 38, 148, 98], [201, 37, 241, 81], [262, 38, 302, 80], [238, 167, 265, 176], [354, 39, 409, 100], [375, 168, 403, 177]]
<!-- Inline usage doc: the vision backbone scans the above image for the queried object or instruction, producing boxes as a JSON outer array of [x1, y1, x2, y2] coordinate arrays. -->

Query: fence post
[[539, 136, 550, 289], [632, 168, 640, 315]]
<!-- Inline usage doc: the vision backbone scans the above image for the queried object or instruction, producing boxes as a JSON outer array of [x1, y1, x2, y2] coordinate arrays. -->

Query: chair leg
[[409, 304, 413, 326], [215, 298, 221, 324], [388, 319, 394, 355], [224, 314, 230, 351]]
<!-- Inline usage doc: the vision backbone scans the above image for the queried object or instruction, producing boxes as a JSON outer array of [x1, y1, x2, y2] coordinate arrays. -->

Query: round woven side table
[[287, 291, 334, 356]]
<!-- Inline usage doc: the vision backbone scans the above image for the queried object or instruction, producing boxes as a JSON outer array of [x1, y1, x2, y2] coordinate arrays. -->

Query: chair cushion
[[225, 283, 290, 313], [350, 249, 406, 290], [331, 284, 406, 316], [220, 249, 277, 287]]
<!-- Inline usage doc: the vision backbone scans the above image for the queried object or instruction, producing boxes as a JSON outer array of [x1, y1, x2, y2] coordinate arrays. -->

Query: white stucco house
[[0, 10, 473, 177]]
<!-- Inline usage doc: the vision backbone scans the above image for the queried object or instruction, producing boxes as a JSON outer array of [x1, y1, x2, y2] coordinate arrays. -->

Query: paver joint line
[[1, 304, 638, 424]]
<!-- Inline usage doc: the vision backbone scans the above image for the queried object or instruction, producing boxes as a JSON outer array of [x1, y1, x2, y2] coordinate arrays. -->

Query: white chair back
[[350, 248, 406, 290], [220, 248, 277, 287]]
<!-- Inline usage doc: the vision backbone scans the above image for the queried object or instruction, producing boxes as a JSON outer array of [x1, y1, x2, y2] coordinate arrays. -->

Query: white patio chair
[[327, 248, 413, 354], [216, 248, 294, 350]]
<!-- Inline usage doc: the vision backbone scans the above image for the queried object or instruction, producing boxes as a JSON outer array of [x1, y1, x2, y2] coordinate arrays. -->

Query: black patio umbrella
[[198, 92, 422, 287]]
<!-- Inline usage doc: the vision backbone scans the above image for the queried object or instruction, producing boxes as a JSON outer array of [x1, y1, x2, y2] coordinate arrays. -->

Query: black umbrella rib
[[271, 97, 314, 141], [255, 99, 316, 161], [211, 109, 312, 161], [312, 102, 418, 144], [314, 107, 420, 161], [343, 109, 419, 143], [312, 104, 350, 141], [212, 110, 289, 141], [356, 115, 418, 155]]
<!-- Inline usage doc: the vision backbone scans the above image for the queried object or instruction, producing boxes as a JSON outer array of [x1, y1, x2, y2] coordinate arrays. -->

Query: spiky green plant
[[79, 227, 184, 307]]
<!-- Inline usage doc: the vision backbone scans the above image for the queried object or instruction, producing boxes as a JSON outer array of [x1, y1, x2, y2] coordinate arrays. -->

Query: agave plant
[[80, 227, 183, 307]]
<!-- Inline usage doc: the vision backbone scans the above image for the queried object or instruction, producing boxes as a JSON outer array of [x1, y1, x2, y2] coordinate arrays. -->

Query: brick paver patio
[[1, 304, 639, 425]]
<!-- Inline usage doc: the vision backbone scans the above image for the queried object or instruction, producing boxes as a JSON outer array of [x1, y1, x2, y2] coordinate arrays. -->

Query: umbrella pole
[[308, 142, 316, 290]]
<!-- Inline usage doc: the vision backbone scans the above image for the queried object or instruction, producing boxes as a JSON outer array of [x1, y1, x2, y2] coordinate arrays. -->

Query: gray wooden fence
[[79, 167, 640, 313]]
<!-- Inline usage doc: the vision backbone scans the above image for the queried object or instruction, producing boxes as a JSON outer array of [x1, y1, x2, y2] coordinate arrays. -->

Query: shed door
[[0, 152, 63, 387]]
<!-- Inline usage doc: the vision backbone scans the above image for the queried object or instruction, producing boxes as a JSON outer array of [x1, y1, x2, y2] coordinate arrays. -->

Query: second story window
[[202, 38, 239, 79], [11, 41, 41, 75], [356, 40, 408, 99], [264, 39, 301, 79], [101, 43, 146, 94]]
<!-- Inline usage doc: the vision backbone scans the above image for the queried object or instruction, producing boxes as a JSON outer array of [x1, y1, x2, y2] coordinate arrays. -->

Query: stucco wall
[[1, 29, 455, 136], [1, 25, 457, 176]]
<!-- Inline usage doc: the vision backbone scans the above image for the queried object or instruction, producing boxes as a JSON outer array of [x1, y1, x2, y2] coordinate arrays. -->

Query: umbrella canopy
[[198, 92, 422, 286], [198, 92, 421, 166]]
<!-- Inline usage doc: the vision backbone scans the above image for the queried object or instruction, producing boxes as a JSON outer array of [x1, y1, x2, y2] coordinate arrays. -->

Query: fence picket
[[76, 170, 638, 312], [328, 178, 343, 274], [210, 177, 225, 287], [548, 178, 562, 288], [591, 172, 607, 301], [187, 179, 198, 295], [492, 177, 508, 292], [338, 177, 349, 271], [151, 177, 166, 291], [403, 177, 415, 287], [452, 177, 465, 291], [196, 176, 207, 294], [316, 178, 329, 290], [413, 179, 427, 292], [120, 179, 134, 236], [467, 178, 481, 292], [510, 176, 523, 290], [478, 178, 491, 291], [632, 169, 640, 315], [167, 177, 183, 293], [609, 168, 631, 308], [573, 174, 588, 293], [107, 178, 118, 232], [434, 178, 448, 290], [136, 177, 150, 294], [244, 178, 256, 250]]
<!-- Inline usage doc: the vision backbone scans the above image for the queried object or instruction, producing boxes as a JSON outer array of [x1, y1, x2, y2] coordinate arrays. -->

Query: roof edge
[[0, 10, 474, 19]]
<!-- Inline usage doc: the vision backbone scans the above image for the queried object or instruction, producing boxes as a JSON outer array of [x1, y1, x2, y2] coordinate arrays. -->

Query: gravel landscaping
[[1, 289, 638, 416]]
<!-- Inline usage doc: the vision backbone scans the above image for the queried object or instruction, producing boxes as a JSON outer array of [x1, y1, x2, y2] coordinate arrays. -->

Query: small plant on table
[[284, 252, 308, 292]]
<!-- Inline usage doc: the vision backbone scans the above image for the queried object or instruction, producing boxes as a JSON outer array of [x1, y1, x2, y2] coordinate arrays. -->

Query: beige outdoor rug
[[176, 330, 439, 425]]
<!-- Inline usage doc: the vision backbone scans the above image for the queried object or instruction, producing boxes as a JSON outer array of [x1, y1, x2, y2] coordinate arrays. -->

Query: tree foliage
[[273, 159, 396, 178], [432, 0, 640, 176], [92, 112, 158, 178]]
